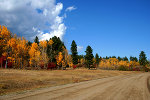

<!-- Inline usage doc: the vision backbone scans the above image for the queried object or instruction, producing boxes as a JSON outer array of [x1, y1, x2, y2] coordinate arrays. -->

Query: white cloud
[[0, 0, 66, 41], [66, 6, 76, 12], [77, 46, 84, 52]]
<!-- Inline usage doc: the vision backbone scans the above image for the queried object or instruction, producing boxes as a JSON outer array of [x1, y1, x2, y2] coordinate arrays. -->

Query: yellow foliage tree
[[48, 39, 54, 62], [48, 39, 54, 45], [29, 42, 40, 68], [56, 52, 63, 67], [62, 46, 69, 67], [0, 25, 12, 57], [39, 40, 48, 68], [15, 37, 29, 69], [67, 55, 73, 68], [99, 58, 140, 70]]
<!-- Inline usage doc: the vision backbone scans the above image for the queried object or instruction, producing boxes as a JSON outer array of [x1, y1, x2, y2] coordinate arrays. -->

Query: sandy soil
[[1, 72, 150, 100]]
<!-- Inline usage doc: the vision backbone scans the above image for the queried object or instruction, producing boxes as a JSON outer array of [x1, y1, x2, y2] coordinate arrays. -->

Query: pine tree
[[95, 53, 99, 64], [99, 56, 102, 62], [106, 56, 109, 59], [85, 46, 94, 68], [27, 41, 32, 46], [118, 56, 122, 61], [112, 56, 116, 58], [123, 56, 128, 61], [71, 40, 78, 64], [34, 36, 39, 45], [130, 56, 138, 62], [139, 51, 147, 66], [47, 36, 65, 63]]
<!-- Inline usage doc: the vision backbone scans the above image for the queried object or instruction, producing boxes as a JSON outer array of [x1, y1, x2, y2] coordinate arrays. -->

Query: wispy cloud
[[66, 6, 77, 12], [77, 46, 84, 52]]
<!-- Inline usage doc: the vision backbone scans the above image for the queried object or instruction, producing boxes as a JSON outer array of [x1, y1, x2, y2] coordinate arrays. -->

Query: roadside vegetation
[[0, 25, 149, 71]]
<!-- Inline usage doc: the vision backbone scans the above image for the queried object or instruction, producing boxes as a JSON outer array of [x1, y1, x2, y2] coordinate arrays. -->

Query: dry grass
[[0, 68, 141, 95]]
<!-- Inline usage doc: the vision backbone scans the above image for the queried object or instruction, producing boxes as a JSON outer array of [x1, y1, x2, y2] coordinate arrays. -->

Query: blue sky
[[60, 0, 150, 59], [0, 0, 149, 60]]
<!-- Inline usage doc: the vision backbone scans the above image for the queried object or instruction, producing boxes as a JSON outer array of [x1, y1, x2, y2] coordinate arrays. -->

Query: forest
[[0, 25, 150, 71]]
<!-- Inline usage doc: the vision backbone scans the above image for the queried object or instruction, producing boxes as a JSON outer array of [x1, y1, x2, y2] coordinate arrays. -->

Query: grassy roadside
[[0, 68, 141, 95]]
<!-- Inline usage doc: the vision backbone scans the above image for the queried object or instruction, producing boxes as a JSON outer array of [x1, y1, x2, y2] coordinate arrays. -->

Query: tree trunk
[[1, 58, 2, 68], [51, 45, 52, 62], [5, 60, 7, 69], [20, 58, 22, 69]]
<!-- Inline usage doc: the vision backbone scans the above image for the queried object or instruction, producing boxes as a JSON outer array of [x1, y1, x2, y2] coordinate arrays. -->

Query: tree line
[[0, 25, 149, 71], [71, 40, 149, 71]]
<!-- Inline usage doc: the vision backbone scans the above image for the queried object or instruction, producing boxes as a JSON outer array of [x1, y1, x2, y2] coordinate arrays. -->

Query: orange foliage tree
[[29, 42, 40, 68], [15, 37, 29, 69], [56, 52, 63, 68], [0, 25, 12, 56]]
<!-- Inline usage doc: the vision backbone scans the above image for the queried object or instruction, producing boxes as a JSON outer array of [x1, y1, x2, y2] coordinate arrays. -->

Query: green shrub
[[118, 65, 128, 71], [144, 66, 149, 72]]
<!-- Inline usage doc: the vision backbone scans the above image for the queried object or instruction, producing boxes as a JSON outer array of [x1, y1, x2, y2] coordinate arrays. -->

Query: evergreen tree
[[47, 36, 65, 63], [109, 56, 112, 59], [34, 36, 39, 45], [78, 55, 84, 60], [95, 53, 99, 64], [51, 36, 65, 53], [71, 40, 78, 64], [123, 56, 128, 61], [99, 56, 102, 62], [112, 56, 116, 58], [139, 51, 147, 66], [27, 41, 32, 46], [130, 56, 134, 61], [106, 56, 109, 59], [85, 46, 94, 68], [130, 56, 138, 62], [118, 56, 122, 61], [134, 57, 138, 62]]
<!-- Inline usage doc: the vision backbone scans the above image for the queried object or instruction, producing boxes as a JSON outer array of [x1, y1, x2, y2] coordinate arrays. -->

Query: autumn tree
[[56, 52, 63, 69], [47, 39, 54, 62], [4, 38, 16, 68], [129, 61, 140, 67], [85, 46, 94, 69], [78, 55, 84, 60], [62, 46, 69, 67], [13, 37, 28, 69], [139, 51, 147, 66], [39, 40, 48, 68], [67, 55, 73, 67], [71, 40, 78, 65], [0, 25, 12, 56], [29, 42, 40, 68], [78, 55, 84, 64]]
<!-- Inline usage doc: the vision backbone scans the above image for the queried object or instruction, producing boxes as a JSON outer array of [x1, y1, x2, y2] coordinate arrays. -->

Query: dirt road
[[1, 72, 150, 100]]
